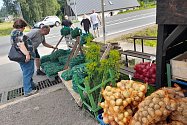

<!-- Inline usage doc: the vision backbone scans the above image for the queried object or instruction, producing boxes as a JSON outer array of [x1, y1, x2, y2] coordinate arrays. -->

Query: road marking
[[106, 12, 155, 24], [107, 22, 156, 36], [46, 35, 61, 39], [106, 15, 156, 27]]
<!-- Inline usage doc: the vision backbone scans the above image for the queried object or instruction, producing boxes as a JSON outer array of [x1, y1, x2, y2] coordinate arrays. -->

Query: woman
[[10, 19, 37, 97]]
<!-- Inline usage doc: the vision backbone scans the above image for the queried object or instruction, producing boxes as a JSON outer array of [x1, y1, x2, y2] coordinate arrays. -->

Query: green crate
[[77, 70, 115, 118]]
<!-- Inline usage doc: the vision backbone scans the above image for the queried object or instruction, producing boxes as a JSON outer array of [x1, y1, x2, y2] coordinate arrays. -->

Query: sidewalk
[[0, 84, 98, 125]]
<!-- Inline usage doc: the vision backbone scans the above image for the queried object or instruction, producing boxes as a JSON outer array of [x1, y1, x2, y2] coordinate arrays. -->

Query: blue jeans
[[19, 60, 34, 95]]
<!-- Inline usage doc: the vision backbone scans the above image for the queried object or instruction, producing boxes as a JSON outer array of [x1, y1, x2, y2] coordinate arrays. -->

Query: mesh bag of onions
[[130, 84, 185, 125], [99, 80, 147, 125]]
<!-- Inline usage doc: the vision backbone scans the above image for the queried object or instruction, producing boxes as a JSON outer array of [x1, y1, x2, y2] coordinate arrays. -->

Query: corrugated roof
[[68, 0, 140, 15]]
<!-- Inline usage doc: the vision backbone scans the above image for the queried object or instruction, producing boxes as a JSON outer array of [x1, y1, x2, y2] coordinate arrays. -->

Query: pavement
[[0, 84, 98, 125]]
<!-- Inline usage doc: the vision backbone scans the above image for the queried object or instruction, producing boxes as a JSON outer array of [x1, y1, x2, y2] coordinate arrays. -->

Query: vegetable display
[[134, 62, 156, 84], [100, 80, 147, 125]]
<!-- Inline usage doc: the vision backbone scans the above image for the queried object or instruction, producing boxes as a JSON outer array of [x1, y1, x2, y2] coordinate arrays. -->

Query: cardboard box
[[171, 52, 187, 81]]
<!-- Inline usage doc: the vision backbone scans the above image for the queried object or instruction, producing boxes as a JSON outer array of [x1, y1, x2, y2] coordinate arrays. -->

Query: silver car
[[34, 16, 61, 28]]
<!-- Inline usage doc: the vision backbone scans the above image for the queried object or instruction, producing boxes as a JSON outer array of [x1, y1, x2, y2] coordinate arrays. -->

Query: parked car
[[34, 16, 61, 28]]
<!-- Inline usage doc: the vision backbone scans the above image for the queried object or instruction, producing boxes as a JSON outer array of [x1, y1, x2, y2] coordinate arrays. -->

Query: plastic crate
[[97, 114, 108, 125]]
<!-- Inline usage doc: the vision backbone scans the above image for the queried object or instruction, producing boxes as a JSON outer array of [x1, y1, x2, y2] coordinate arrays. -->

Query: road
[[0, 8, 156, 96]]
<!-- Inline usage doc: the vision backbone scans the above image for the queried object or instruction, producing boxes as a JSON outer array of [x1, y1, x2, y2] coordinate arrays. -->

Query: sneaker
[[24, 90, 38, 97], [36, 69, 46, 75]]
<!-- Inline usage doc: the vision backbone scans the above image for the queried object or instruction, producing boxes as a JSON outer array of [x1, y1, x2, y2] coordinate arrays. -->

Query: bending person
[[26, 25, 57, 75]]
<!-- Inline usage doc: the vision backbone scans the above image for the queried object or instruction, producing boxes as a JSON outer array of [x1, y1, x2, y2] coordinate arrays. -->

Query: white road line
[[46, 35, 61, 39], [106, 22, 156, 36], [106, 15, 155, 27], [106, 12, 155, 24]]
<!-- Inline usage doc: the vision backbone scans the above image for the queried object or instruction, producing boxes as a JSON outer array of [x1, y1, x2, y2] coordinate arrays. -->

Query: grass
[[118, 3, 156, 15], [0, 22, 30, 36], [108, 25, 158, 47]]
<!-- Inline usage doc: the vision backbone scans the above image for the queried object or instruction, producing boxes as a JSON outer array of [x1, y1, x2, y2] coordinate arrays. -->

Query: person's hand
[[25, 54, 31, 62]]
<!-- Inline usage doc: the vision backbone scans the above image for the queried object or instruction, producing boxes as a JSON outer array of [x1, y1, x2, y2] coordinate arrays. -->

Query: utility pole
[[101, 0, 106, 43]]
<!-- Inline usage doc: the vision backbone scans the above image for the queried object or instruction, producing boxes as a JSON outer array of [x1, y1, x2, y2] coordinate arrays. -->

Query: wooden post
[[51, 36, 64, 53]]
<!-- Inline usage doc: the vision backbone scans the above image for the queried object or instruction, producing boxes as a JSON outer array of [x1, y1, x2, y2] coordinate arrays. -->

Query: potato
[[155, 110, 162, 116], [154, 104, 160, 110]]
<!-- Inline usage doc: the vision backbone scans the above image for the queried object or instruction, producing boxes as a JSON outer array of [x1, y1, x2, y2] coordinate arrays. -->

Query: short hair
[[13, 19, 28, 29], [64, 15, 68, 19], [41, 25, 50, 30]]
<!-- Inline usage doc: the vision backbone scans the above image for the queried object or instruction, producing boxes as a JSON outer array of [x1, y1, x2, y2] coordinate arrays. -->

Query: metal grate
[[7, 77, 62, 101]]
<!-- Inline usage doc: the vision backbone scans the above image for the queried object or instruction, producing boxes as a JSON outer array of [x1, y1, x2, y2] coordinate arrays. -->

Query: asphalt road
[[0, 8, 156, 95]]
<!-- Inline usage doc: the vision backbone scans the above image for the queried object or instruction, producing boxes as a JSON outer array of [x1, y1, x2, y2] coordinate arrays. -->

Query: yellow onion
[[100, 102, 105, 108], [139, 85, 146, 92], [113, 106, 120, 113], [123, 100, 128, 107], [110, 100, 116, 106], [124, 111, 129, 117], [117, 113, 124, 120], [105, 86, 112, 92], [103, 117, 109, 124], [116, 99, 123, 106]]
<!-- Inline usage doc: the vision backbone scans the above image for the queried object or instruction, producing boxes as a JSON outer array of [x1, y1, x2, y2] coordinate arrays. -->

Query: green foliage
[[85, 43, 101, 62], [81, 33, 94, 45], [0, 22, 12, 36], [118, 0, 156, 15], [17, 0, 60, 25], [2, 0, 17, 16]]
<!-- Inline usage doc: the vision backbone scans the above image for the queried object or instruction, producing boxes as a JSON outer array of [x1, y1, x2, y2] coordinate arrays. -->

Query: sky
[[0, 0, 3, 9]]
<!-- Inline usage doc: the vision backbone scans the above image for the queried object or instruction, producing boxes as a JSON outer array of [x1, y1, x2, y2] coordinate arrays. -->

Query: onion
[[124, 111, 129, 117], [139, 85, 146, 92], [113, 106, 120, 113], [123, 100, 128, 107], [107, 91, 113, 96], [155, 110, 162, 116], [100, 102, 105, 108], [142, 117, 147, 123], [105, 86, 112, 91], [114, 92, 121, 99], [126, 98, 132, 104], [110, 100, 116, 106], [122, 91, 130, 98], [116, 99, 123, 106], [119, 105, 124, 111], [108, 116, 114, 121], [117, 82, 122, 88], [103, 117, 109, 124], [117, 113, 124, 120], [110, 95, 115, 100]]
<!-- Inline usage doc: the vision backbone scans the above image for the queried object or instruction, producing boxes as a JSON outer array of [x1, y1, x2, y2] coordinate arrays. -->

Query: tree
[[3, 0, 17, 15], [18, 0, 60, 25], [0, 6, 8, 17]]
